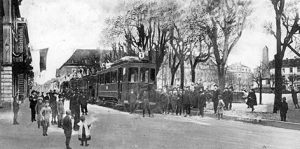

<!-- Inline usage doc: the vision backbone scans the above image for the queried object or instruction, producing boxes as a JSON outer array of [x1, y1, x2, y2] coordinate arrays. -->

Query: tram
[[96, 56, 156, 106]]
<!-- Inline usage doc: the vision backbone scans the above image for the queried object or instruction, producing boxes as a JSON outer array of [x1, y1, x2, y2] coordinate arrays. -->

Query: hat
[[80, 115, 85, 121], [66, 110, 71, 115]]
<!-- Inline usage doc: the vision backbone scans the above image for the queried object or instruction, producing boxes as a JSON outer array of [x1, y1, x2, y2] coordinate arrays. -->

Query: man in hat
[[40, 100, 52, 136], [63, 110, 73, 149], [197, 87, 206, 117], [29, 91, 37, 122]]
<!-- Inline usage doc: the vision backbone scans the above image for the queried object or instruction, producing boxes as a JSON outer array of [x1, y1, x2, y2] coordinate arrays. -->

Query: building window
[[290, 67, 293, 73], [297, 67, 300, 72]]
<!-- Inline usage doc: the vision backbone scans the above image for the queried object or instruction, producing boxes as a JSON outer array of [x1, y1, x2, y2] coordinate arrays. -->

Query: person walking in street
[[57, 96, 65, 128], [212, 85, 220, 114], [217, 95, 225, 120], [247, 89, 257, 112], [29, 91, 37, 122], [63, 110, 73, 149], [40, 100, 52, 136], [290, 86, 300, 109], [35, 98, 44, 128], [77, 115, 91, 147], [280, 97, 288, 122], [50, 92, 58, 125], [222, 87, 229, 110], [13, 92, 21, 125]]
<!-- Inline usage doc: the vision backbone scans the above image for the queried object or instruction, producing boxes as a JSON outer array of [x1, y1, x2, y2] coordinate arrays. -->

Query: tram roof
[[111, 56, 152, 66]]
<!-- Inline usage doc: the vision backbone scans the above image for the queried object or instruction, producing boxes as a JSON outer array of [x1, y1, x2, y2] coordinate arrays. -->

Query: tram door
[[118, 67, 123, 101]]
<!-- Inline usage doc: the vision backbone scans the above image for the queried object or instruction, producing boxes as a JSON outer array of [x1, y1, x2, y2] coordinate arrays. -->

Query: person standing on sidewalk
[[197, 87, 206, 117], [13, 92, 21, 125], [57, 96, 65, 128], [280, 97, 288, 122], [40, 100, 52, 136], [290, 86, 300, 109], [29, 91, 37, 122], [35, 98, 44, 128], [228, 86, 234, 110], [63, 110, 73, 149], [77, 115, 91, 147], [212, 85, 220, 114], [247, 89, 257, 112], [80, 92, 88, 115], [217, 95, 225, 120]]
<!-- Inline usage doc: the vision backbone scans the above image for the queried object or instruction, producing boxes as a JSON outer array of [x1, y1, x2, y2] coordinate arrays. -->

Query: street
[[1, 100, 300, 149]]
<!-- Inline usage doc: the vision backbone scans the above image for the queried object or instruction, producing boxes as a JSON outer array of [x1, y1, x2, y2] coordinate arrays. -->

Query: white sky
[[19, 0, 298, 84]]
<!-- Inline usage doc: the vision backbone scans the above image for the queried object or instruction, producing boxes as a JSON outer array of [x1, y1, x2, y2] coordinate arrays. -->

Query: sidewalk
[[201, 94, 300, 131]]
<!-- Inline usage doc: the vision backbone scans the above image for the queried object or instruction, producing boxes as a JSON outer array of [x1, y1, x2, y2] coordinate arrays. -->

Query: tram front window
[[128, 67, 138, 82], [140, 68, 149, 83]]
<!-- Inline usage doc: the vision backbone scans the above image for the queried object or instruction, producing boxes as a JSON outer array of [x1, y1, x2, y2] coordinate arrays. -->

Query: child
[[217, 95, 225, 120], [77, 115, 91, 146]]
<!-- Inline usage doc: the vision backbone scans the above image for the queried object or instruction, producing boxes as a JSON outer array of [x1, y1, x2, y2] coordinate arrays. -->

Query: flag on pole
[[39, 48, 48, 72]]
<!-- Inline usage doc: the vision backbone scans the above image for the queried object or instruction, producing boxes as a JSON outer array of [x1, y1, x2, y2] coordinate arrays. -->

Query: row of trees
[[101, 0, 253, 91]]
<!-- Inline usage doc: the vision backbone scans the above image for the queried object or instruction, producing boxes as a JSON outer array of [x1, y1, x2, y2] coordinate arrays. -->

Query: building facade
[[0, 0, 33, 103], [270, 58, 300, 88], [56, 49, 109, 87], [226, 63, 253, 91]]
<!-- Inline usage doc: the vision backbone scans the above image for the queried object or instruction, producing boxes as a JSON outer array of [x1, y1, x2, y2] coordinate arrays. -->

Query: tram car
[[96, 56, 156, 107]]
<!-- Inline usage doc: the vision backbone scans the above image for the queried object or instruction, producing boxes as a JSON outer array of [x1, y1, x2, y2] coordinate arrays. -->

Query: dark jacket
[[63, 115, 72, 137], [212, 90, 219, 103], [280, 101, 288, 114], [197, 92, 206, 108], [247, 92, 257, 106], [29, 96, 37, 109]]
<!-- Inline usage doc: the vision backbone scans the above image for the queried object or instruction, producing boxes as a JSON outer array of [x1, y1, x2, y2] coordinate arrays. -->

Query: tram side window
[[105, 72, 111, 84], [140, 68, 149, 83], [150, 68, 155, 82], [128, 67, 138, 82], [100, 74, 105, 84], [111, 71, 117, 83], [118, 68, 123, 82]]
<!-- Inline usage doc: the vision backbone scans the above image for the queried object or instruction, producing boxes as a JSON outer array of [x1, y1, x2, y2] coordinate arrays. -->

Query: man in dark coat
[[291, 86, 300, 109], [80, 92, 88, 115], [222, 88, 229, 110], [212, 85, 220, 114], [197, 87, 206, 117], [183, 89, 191, 117], [29, 91, 37, 122], [73, 91, 81, 130], [280, 97, 288, 121], [176, 89, 183, 116], [63, 110, 73, 149], [247, 89, 257, 112]]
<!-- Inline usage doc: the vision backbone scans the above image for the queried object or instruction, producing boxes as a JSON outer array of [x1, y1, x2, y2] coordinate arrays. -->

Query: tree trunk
[[274, 54, 283, 113], [217, 64, 226, 91], [191, 65, 196, 83], [171, 70, 176, 86], [180, 56, 184, 90]]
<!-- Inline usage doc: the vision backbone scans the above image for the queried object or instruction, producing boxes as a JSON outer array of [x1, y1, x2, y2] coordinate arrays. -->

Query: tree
[[253, 62, 270, 104], [189, 0, 252, 90], [266, 0, 300, 113]]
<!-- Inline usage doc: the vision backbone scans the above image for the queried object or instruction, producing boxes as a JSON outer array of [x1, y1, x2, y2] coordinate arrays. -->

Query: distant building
[[226, 63, 253, 91], [56, 49, 109, 85], [269, 57, 300, 88]]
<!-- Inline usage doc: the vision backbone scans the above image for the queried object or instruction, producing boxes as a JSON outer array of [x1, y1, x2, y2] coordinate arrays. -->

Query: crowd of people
[[23, 89, 92, 149]]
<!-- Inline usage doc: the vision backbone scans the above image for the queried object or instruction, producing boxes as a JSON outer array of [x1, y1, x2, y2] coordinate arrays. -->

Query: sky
[[19, 0, 296, 84]]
